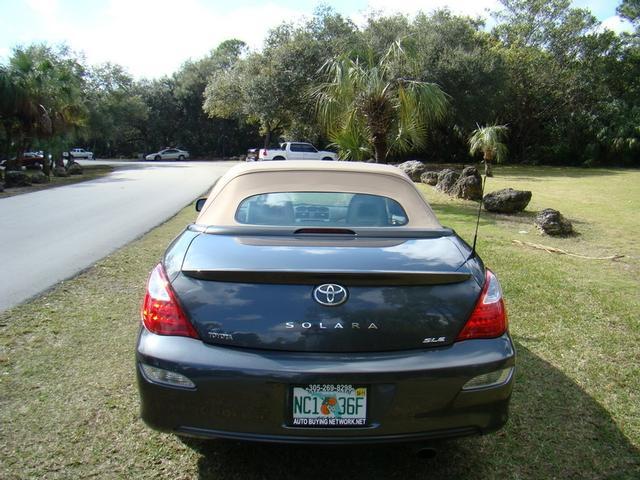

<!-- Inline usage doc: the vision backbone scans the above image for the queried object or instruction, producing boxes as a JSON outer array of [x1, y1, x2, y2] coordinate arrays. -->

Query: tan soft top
[[196, 161, 441, 228]]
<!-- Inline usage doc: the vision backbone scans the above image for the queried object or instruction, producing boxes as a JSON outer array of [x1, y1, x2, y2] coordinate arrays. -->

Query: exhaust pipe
[[414, 446, 438, 459]]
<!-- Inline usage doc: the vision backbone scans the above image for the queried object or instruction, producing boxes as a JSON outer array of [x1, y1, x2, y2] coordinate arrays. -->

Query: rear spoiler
[[181, 269, 471, 286], [187, 224, 455, 239]]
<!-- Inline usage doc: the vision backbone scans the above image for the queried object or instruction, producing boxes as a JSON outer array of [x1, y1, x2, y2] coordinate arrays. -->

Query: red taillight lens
[[141, 263, 199, 339], [262, 149, 267, 156], [456, 269, 508, 341]]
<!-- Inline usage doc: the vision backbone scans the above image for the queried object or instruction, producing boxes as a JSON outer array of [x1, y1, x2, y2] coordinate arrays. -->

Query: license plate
[[291, 384, 367, 427]]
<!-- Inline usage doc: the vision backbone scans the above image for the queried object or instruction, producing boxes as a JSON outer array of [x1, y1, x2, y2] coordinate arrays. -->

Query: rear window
[[235, 192, 408, 227]]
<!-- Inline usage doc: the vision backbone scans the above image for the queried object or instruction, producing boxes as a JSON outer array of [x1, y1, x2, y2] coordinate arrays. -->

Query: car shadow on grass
[[188, 343, 639, 480], [426, 200, 494, 223]]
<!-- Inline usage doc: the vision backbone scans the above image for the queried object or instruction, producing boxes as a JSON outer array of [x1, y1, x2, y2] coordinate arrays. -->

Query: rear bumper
[[136, 329, 515, 444]]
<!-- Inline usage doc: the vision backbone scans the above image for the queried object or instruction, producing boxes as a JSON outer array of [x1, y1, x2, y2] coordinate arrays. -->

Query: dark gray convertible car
[[137, 161, 514, 444]]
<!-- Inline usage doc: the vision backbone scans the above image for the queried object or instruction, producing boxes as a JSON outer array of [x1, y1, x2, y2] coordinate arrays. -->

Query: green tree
[[404, 10, 507, 162], [360, 13, 411, 58], [173, 40, 256, 157], [84, 63, 148, 157], [491, 0, 625, 164], [262, 9, 359, 145], [137, 77, 180, 152], [0, 65, 21, 163], [203, 51, 292, 149], [313, 41, 449, 163], [204, 9, 359, 150], [1, 44, 87, 173], [617, 0, 640, 27], [468, 124, 509, 176]]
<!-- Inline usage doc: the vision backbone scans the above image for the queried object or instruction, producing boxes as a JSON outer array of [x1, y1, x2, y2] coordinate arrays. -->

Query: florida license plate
[[291, 384, 367, 427]]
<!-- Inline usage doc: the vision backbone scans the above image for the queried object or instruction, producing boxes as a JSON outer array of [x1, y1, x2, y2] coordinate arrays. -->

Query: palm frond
[[313, 43, 449, 162], [469, 124, 509, 163]]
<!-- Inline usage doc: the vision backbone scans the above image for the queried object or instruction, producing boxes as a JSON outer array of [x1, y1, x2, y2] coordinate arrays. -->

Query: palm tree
[[312, 41, 448, 163], [2, 46, 86, 175], [468, 124, 509, 177]]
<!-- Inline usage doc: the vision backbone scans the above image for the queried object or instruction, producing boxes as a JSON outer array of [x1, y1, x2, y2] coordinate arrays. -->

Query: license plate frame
[[288, 384, 368, 428]]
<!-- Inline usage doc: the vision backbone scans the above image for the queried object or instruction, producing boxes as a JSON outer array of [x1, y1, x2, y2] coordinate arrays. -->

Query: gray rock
[[436, 169, 460, 194], [450, 166, 483, 201], [67, 162, 83, 175], [397, 160, 427, 182], [535, 209, 573, 235], [420, 171, 439, 186], [483, 188, 532, 213], [461, 166, 479, 177], [53, 166, 69, 177], [30, 171, 49, 184], [5, 170, 32, 187]]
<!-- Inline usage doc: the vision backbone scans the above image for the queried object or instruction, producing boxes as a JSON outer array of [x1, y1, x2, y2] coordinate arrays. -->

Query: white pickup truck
[[258, 142, 337, 161], [69, 148, 94, 160]]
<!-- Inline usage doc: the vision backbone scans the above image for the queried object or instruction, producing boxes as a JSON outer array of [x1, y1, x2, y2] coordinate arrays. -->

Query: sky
[[0, 0, 632, 79]]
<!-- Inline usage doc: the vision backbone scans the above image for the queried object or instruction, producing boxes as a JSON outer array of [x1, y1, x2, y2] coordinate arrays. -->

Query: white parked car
[[145, 148, 190, 161], [259, 142, 337, 161], [69, 148, 94, 160]]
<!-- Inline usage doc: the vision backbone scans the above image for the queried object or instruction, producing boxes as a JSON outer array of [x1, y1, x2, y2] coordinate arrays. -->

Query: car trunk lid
[[171, 232, 481, 352]]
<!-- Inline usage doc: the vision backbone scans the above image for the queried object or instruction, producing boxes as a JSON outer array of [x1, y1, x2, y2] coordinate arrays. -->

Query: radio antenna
[[469, 172, 486, 260]]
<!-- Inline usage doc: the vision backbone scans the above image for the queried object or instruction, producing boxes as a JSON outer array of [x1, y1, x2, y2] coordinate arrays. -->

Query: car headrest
[[247, 201, 295, 225], [346, 194, 389, 226]]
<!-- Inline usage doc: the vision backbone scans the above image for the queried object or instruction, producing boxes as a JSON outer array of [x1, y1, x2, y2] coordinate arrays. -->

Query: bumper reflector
[[462, 367, 514, 390], [140, 363, 195, 389]]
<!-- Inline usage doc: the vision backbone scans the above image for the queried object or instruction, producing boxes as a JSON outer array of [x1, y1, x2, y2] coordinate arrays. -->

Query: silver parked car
[[145, 148, 190, 161]]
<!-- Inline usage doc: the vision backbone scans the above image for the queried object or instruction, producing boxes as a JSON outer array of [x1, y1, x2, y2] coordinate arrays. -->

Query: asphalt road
[[0, 160, 237, 312]]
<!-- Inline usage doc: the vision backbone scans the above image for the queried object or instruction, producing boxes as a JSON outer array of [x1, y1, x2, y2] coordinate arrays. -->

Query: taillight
[[456, 269, 508, 341], [141, 263, 199, 339], [262, 149, 267, 156]]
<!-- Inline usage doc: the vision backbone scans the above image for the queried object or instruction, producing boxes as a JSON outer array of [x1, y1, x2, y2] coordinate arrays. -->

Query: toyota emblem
[[313, 284, 348, 306]]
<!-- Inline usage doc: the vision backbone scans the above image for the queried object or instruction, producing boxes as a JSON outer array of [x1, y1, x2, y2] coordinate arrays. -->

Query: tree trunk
[[10, 139, 30, 171], [56, 143, 65, 167], [483, 151, 493, 177], [372, 135, 387, 164], [483, 161, 493, 177], [42, 151, 51, 176], [263, 129, 271, 150], [4, 137, 20, 171], [5, 157, 18, 172]]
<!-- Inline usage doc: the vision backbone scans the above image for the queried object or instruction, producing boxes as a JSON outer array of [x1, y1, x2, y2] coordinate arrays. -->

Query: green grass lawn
[[1, 166, 638, 479]]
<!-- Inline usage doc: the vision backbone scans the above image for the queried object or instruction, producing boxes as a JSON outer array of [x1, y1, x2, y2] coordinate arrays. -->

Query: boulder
[[450, 166, 483, 201], [67, 162, 83, 175], [483, 188, 532, 213], [4, 170, 32, 188], [53, 166, 69, 177], [30, 171, 49, 184], [397, 160, 427, 182], [435, 169, 460, 194], [535, 209, 573, 236], [420, 171, 439, 186], [462, 166, 480, 178]]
